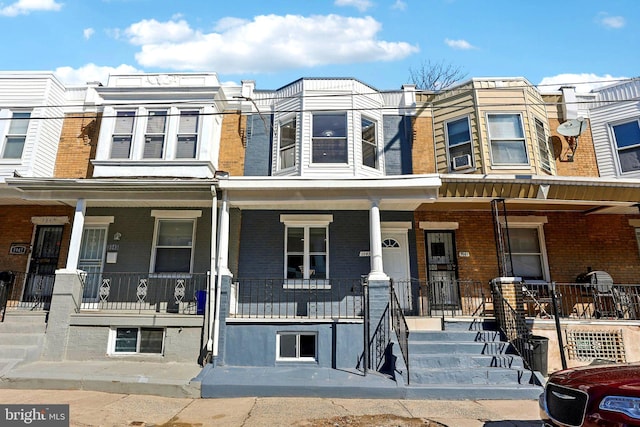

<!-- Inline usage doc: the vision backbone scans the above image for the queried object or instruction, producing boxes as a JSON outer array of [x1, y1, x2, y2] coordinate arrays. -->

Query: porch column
[[65, 198, 86, 270], [368, 199, 388, 281], [212, 189, 232, 365], [206, 190, 218, 354], [42, 270, 83, 360]]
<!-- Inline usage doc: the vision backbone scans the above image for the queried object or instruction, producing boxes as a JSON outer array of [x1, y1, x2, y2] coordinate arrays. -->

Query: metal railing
[[3, 272, 55, 311], [80, 272, 209, 314], [390, 282, 410, 384], [229, 278, 364, 319]]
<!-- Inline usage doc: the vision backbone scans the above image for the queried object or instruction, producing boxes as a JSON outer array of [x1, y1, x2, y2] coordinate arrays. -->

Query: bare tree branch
[[409, 60, 468, 91]]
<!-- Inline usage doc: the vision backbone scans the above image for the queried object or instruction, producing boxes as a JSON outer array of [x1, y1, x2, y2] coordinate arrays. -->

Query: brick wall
[[550, 118, 600, 177], [218, 111, 247, 176], [54, 113, 101, 178], [411, 116, 436, 174]]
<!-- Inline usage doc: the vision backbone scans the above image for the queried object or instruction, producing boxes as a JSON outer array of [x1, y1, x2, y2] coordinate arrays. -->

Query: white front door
[[382, 231, 411, 310], [78, 226, 108, 302]]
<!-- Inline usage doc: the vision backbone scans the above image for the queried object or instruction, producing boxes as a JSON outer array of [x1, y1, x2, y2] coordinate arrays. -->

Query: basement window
[[277, 332, 317, 361], [109, 327, 164, 355]]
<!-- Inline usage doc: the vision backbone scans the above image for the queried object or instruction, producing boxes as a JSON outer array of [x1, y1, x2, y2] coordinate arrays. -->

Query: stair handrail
[[390, 281, 410, 384]]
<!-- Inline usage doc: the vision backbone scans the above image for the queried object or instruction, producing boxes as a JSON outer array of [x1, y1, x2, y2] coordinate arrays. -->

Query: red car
[[540, 362, 640, 426]]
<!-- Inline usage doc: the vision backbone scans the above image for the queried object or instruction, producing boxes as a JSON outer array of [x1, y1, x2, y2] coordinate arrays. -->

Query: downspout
[[206, 189, 218, 354]]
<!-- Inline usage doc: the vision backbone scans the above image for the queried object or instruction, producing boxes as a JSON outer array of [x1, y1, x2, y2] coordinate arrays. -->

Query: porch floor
[[198, 365, 403, 399]]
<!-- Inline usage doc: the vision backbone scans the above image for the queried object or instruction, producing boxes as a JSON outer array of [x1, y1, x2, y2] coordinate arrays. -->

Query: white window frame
[[142, 109, 168, 159], [108, 327, 165, 355], [277, 115, 297, 171], [487, 112, 529, 166], [1, 110, 31, 159], [175, 109, 201, 159], [150, 210, 202, 274], [276, 332, 317, 362], [311, 112, 348, 164], [534, 117, 552, 173], [110, 110, 136, 159], [445, 115, 473, 171], [280, 214, 332, 288], [610, 118, 640, 174], [501, 218, 550, 282], [361, 115, 378, 169]]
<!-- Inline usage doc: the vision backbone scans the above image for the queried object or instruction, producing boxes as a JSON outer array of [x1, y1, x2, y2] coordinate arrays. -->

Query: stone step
[[0, 333, 45, 346], [0, 358, 21, 376], [0, 345, 40, 359], [408, 341, 510, 355], [404, 384, 543, 400], [409, 330, 501, 343], [409, 354, 525, 370], [409, 367, 532, 385], [443, 319, 499, 331]]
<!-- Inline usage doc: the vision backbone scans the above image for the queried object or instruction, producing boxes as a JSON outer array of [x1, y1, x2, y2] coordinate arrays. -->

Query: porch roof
[[438, 174, 640, 214], [217, 175, 442, 210]]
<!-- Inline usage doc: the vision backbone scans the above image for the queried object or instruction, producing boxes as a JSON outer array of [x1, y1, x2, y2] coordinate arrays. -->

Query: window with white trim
[[505, 226, 547, 281], [111, 110, 135, 159], [361, 116, 377, 169], [445, 116, 473, 171], [143, 110, 168, 159], [2, 111, 30, 159], [611, 119, 640, 173], [281, 215, 332, 283], [176, 110, 199, 159], [278, 117, 296, 170], [110, 327, 164, 355], [151, 210, 201, 274], [312, 113, 347, 163], [277, 332, 317, 361], [487, 113, 528, 165], [535, 118, 552, 173]]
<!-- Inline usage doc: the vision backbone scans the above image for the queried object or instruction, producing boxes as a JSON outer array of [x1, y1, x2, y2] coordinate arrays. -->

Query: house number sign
[[9, 243, 29, 255]]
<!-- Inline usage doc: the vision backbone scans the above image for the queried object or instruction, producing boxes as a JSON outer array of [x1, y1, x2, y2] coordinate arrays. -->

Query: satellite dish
[[557, 117, 585, 137]]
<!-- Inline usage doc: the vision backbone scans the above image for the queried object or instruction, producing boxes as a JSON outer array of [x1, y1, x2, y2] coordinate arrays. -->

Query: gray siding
[[383, 116, 413, 175], [87, 207, 212, 273], [244, 114, 273, 176]]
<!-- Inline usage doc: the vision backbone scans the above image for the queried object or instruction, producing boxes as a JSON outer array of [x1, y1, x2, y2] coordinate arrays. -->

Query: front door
[[382, 231, 411, 311], [78, 226, 108, 301], [425, 231, 459, 309], [24, 225, 63, 306]]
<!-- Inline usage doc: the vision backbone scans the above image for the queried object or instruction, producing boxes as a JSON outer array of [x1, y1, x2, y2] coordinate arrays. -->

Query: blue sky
[[0, 0, 638, 92]]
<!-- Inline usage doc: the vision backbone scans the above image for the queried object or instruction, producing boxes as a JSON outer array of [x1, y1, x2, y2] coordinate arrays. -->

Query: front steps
[[402, 318, 543, 400], [0, 311, 46, 375]]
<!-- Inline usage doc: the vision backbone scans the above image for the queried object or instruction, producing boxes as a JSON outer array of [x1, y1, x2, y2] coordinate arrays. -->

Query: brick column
[[41, 270, 84, 361]]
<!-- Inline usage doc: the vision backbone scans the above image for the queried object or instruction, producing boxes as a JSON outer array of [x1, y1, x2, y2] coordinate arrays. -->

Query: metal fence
[[3, 272, 55, 311], [390, 282, 409, 384], [80, 272, 209, 314], [230, 278, 364, 319]]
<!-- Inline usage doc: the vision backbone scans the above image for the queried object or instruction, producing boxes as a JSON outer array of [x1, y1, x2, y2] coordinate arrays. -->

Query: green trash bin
[[529, 335, 549, 376]]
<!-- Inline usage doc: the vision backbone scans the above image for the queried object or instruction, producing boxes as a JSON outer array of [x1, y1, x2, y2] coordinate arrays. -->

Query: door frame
[[424, 229, 460, 310]]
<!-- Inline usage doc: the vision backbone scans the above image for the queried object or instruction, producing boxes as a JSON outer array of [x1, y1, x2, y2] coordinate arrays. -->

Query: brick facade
[[411, 116, 436, 174], [549, 118, 600, 177], [218, 111, 247, 177], [54, 113, 101, 179]]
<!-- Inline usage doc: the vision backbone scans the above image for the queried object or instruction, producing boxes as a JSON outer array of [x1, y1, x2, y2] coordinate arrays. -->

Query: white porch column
[[212, 189, 231, 357], [65, 198, 86, 270], [368, 199, 388, 281], [207, 190, 218, 353]]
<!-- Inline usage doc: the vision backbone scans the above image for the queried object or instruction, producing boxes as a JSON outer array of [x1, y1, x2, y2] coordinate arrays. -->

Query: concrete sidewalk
[[0, 389, 543, 427]]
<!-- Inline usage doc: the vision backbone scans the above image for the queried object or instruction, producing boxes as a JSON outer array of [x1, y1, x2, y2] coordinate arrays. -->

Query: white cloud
[[444, 38, 475, 50], [54, 63, 142, 86], [83, 28, 94, 40], [119, 15, 418, 74], [596, 12, 626, 29], [334, 0, 373, 12], [537, 73, 627, 93], [391, 0, 407, 11], [0, 0, 62, 17]]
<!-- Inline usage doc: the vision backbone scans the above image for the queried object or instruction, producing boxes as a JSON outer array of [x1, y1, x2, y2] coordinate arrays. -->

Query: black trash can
[[528, 335, 549, 376]]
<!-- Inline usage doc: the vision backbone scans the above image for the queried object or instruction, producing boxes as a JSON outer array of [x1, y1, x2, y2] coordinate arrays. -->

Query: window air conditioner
[[451, 154, 472, 170]]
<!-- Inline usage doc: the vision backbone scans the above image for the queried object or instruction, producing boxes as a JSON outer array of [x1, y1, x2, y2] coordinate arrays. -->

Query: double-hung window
[[2, 111, 30, 159], [176, 110, 199, 159], [445, 116, 473, 171], [111, 111, 135, 159], [279, 117, 296, 170], [143, 110, 168, 159], [612, 119, 640, 173], [361, 117, 377, 169], [281, 215, 332, 285], [535, 118, 552, 173], [506, 226, 547, 281], [487, 113, 528, 165], [151, 210, 201, 274], [312, 113, 347, 163]]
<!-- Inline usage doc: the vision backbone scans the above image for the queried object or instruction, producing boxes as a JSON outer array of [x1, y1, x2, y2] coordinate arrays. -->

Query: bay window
[[279, 117, 296, 170], [535, 118, 552, 173], [2, 111, 30, 159], [612, 119, 640, 173], [361, 116, 377, 169], [487, 113, 528, 165], [312, 113, 347, 163], [445, 116, 473, 171]]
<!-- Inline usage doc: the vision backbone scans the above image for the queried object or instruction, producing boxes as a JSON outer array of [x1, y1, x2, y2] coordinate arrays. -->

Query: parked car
[[540, 362, 640, 426]]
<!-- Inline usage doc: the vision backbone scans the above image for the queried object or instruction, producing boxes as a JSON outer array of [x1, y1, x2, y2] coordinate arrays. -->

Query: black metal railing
[[492, 281, 535, 373], [404, 279, 490, 318], [80, 272, 209, 314], [390, 282, 410, 384], [230, 278, 364, 319], [3, 272, 55, 311]]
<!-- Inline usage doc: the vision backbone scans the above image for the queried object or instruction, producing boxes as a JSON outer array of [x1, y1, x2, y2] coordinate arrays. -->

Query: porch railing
[[390, 282, 409, 384], [230, 278, 364, 319], [80, 272, 209, 314], [3, 272, 55, 311]]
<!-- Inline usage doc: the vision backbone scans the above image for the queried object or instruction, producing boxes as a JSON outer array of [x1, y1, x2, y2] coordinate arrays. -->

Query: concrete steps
[[0, 311, 46, 368], [403, 318, 543, 400]]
